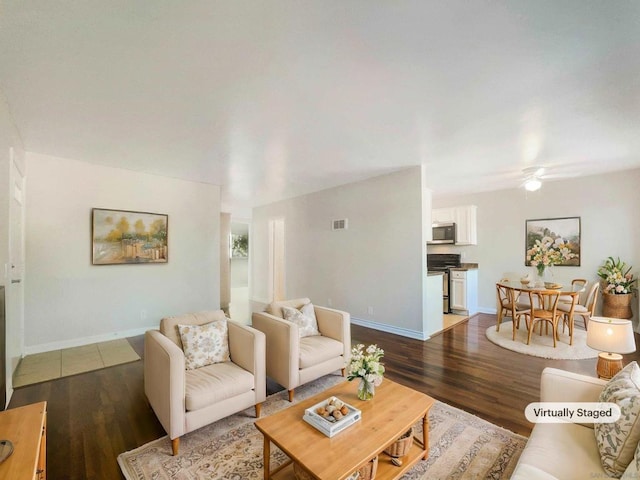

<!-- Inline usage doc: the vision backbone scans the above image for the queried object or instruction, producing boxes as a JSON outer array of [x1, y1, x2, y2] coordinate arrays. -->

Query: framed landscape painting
[[92, 208, 168, 265], [525, 216, 580, 267]]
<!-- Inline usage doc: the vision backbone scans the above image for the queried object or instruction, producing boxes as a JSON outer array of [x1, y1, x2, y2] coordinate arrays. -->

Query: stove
[[427, 254, 461, 313]]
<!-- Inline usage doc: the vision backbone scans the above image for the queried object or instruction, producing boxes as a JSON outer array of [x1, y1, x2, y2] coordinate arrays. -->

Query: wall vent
[[332, 219, 348, 230]]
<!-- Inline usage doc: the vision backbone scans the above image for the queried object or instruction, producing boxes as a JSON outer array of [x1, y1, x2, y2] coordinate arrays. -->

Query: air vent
[[332, 219, 348, 231]]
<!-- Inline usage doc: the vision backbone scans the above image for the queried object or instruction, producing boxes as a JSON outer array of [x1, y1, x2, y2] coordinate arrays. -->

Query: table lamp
[[587, 316, 636, 379]]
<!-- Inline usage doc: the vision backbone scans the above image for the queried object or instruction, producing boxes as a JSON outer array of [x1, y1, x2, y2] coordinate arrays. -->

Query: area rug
[[118, 374, 526, 480], [485, 320, 599, 360]]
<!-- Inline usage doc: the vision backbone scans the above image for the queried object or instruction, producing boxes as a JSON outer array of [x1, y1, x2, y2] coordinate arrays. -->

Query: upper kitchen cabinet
[[431, 207, 456, 224], [432, 205, 477, 245], [454, 205, 477, 245]]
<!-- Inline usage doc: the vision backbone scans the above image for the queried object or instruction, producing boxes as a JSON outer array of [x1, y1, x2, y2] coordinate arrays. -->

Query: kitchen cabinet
[[431, 207, 456, 224], [449, 269, 478, 315], [432, 205, 477, 245], [454, 205, 477, 245]]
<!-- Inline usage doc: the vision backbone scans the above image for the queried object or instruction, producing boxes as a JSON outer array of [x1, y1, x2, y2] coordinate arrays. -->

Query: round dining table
[[496, 280, 584, 347]]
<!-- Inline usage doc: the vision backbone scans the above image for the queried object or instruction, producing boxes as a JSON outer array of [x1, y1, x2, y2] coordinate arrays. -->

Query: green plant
[[597, 256, 637, 294], [231, 234, 248, 258]]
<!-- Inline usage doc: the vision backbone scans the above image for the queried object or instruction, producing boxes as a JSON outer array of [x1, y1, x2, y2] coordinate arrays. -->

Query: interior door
[[8, 148, 25, 396]]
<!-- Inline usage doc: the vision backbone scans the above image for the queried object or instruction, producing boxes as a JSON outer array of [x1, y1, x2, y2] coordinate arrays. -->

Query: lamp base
[[596, 352, 624, 380]]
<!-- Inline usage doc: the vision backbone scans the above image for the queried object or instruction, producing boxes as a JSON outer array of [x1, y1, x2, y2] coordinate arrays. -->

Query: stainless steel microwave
[[429, 223, 456, 244]]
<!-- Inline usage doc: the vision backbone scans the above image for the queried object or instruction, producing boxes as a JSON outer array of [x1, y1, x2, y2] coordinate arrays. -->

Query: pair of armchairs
[[144, 299, 350, 455]]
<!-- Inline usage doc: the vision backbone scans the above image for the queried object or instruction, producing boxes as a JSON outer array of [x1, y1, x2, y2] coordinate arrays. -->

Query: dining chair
[[496, 283, 531, 340], [559, 279, 587, 304], [558, 282, 599, 332], [525, 289, 569, 348]]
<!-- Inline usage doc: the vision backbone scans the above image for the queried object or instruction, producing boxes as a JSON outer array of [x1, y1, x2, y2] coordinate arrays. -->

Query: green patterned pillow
[[595, 361, 640, 477]]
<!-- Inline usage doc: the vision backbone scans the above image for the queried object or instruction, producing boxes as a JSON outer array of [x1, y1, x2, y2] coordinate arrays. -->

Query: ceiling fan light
[[524, 178, 542, 191]]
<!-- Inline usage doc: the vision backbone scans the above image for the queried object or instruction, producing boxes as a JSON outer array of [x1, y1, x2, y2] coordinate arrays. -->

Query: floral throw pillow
[[177, 320, 230, 370], [595, 361, 640, 477], [282, 303, 320, 338]]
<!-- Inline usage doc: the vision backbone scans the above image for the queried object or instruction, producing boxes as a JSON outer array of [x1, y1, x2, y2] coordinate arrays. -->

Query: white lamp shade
[[587, 317, 636, 354]]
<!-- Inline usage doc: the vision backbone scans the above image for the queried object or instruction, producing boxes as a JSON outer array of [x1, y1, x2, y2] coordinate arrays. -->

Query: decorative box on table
[[303, 397, 361, 437]]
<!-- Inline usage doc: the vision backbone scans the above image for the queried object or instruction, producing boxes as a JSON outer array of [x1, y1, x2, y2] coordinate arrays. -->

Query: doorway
[[268, 218, 285, 302], [229, 222, 250, 324]]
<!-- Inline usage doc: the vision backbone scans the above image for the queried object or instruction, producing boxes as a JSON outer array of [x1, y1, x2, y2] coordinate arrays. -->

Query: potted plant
[[597, 257, 637, 319]]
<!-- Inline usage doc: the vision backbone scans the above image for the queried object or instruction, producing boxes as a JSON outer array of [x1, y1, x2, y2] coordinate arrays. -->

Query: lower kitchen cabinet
[[450, 269, 478, 315]]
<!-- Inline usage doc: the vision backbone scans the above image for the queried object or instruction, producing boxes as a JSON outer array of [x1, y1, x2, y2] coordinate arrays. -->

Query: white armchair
[[252, 298, 350, 402], [144, 310, 266, 455]]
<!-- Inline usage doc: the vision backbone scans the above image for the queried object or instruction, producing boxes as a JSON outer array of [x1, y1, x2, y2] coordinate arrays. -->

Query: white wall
[[0, 89, 26, 405], [430, 168, 640, 325], [25, 153, 221, 352], [252, 167, 430, 338]]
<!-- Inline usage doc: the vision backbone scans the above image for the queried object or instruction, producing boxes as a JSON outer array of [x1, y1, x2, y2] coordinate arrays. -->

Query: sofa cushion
[[299, 335, 344, 369], [510, 464, 559, 480], [178, 320, 230, 370], [515, 422, 608, 479], [623, 441, 640, 479], [595, 361, 640, 477], [266, 298, 311, 319], [283, 303, 320, 338], [160, 310, 228, 348], [185, 361, 254, 411]]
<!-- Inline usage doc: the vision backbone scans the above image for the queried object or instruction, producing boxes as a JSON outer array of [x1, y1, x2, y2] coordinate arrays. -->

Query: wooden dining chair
[[496, 283, 531, 340], [525, 289, 566, 347], [558, 282, 599, 332], [559, 279, 587, 304]]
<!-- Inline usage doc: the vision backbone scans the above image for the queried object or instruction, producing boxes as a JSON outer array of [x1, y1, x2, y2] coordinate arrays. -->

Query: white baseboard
[[23, 325, 156, 355], [350, 316, 429, 341], [477, 307, 497, 315]]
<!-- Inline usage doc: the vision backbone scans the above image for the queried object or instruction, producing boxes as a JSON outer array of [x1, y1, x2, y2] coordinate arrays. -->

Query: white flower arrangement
[[598, 257, 637, 294], [347, 344, 385, 386]]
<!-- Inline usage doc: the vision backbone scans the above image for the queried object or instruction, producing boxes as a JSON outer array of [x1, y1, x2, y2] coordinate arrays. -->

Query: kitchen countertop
[[449, 263, 479, 271], [427, 271, 444, 276]]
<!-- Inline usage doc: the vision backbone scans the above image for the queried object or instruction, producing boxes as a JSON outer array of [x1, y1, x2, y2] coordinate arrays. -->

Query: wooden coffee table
[[254, 378, 435, 480]]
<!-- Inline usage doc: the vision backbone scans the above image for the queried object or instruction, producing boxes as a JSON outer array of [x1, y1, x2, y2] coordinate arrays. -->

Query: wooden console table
[[0, 401, 47, 480]]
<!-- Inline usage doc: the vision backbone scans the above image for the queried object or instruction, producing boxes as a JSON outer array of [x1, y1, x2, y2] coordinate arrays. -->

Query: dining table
[[496, 279, 584, 347]]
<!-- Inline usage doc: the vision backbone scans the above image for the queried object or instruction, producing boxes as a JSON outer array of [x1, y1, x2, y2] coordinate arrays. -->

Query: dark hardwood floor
[[8, 313, 640, 479]]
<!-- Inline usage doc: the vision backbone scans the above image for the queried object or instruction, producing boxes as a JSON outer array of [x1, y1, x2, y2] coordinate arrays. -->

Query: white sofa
[[511, 367, 640, 479]]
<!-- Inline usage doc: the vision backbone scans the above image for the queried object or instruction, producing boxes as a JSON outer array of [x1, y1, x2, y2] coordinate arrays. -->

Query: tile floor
[[13, 338, 140, 387]]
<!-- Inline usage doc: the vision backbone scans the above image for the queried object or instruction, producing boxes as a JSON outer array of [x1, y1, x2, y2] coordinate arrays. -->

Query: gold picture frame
[[92, 208, 168, 265]]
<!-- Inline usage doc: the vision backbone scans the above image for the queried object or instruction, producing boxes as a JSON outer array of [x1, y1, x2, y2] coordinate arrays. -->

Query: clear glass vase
[[535, 265, 553, 286], [357, 378, 375, 400]]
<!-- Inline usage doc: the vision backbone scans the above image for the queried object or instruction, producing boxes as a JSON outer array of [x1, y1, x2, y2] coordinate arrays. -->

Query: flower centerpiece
[[526, 235, 577, 278], [347, 344, 385, 400], [597, 257, 637, 294]]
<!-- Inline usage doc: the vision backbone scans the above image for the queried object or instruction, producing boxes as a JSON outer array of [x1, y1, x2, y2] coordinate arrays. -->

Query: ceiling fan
[[522, 166, 545, 191]]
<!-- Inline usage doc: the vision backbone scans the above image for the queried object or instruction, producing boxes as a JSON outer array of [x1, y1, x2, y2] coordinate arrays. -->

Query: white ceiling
[[1, 1, 639, 214]]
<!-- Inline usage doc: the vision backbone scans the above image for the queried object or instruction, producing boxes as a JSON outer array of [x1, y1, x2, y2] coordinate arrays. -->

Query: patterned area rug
[[118, 374, 526, 479], [485, 320, 599, 360]]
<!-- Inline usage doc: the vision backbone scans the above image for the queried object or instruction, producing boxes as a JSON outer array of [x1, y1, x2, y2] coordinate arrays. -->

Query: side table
[[0, 401, 47, 480]]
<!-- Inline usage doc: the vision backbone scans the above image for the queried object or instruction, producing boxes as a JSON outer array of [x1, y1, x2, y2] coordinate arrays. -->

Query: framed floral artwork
[[92, 208, 168, 265], [525, 217, 580, 268]]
